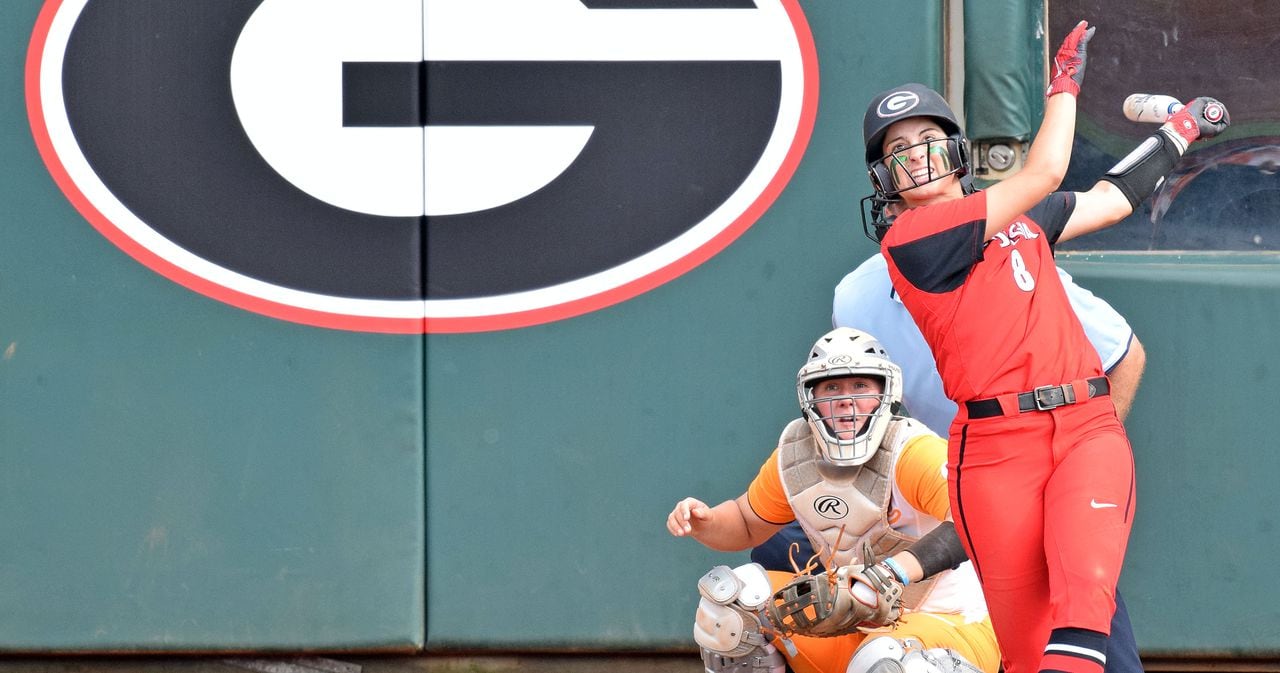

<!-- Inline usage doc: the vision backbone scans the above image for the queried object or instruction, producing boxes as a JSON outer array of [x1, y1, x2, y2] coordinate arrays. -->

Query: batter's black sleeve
[[886, 220, 986, 294], [1026, 191, 1078, 247]]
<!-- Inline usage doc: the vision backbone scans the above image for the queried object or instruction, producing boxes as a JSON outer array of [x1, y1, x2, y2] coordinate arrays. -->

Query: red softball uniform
[[880, 190, 1135, 673]]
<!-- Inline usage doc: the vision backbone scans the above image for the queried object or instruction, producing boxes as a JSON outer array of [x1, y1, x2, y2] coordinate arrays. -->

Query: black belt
[[965, 376, 1110, 419]]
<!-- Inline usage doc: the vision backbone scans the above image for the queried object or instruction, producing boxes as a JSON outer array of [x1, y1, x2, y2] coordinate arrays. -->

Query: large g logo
[[27, 0, 817, 333]]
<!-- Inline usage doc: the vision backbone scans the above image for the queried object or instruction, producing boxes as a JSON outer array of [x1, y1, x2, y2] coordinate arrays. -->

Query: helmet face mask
[[858, 193, 900, 243], [872, 137, 965, 197], [796, 328, 904, 467]]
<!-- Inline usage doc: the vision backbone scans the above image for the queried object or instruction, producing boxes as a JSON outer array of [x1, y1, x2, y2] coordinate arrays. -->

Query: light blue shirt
[[831, 253, 1133, 433]]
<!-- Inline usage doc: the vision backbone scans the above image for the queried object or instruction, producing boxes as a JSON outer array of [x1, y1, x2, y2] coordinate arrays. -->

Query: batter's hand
[[1046, 20, 1095, 98], [668, 497, 713, 536], [1164, 97, 1231, 146]]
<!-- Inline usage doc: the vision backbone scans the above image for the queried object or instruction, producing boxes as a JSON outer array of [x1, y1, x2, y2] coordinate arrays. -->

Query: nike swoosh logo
[[1090, 499, 1118, 509]]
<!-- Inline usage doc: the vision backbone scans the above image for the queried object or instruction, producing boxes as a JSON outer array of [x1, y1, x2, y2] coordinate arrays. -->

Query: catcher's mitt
[[765, 564, 900, 638]]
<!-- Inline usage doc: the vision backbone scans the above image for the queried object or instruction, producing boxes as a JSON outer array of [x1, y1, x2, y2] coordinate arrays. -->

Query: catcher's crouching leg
[[693, 563, 787, 673], [847, 637, 986, 673]]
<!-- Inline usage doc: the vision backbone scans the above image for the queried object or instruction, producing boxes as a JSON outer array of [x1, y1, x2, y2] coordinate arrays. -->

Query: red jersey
[[879, 190, 1104, 404]]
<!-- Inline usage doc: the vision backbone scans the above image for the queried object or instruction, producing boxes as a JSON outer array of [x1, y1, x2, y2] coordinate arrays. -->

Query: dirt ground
[[0, 653, 1273, 673], [0, 655, 704, 673]]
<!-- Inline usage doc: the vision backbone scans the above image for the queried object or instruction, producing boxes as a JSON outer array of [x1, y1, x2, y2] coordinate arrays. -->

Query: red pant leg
[[1044, 399, 1135, 633], [949, 412, 1054, 673]]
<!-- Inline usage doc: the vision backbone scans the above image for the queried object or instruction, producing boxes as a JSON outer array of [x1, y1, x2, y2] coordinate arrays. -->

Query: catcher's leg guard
[[694, 563, 786, 673], [700, 643, 786, 673], [847, 637, 985, 673]]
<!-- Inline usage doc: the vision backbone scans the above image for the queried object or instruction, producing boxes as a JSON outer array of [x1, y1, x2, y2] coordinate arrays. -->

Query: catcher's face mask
[[807, 376, 884, 441], [796, 328, 904, 468]]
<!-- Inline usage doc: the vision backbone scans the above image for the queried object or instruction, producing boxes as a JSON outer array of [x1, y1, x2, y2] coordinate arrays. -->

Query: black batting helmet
[[862, 83, 969, 197]]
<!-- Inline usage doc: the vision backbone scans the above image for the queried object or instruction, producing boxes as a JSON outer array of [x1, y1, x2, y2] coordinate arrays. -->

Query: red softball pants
[[948, 396, 1135, 673]]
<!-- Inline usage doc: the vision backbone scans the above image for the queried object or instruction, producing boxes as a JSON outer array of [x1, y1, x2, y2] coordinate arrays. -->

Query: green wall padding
[[6, 0, 1280, 659], [1061, 254, 1280, 655], [421, 0, 943, 648], [964, 0, 1045, 142], [1, 0, 424, 651]]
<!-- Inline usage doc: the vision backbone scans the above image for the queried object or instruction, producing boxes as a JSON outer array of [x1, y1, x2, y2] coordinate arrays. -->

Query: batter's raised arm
[[985, 20, 1094, 239]]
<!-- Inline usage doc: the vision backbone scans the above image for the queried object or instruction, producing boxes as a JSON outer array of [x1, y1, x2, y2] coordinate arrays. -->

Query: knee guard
[[847, 637, 985, 673], [700, 644, 786, 673], [693, 563, 785, 673]]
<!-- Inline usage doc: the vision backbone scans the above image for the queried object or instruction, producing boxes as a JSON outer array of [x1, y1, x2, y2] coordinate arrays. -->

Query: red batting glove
[[1164, 97, 1231, 147], [1046, 20, 1096, 98]]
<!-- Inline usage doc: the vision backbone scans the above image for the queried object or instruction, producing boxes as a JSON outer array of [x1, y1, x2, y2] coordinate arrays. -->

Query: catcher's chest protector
[[777, 417, 938, 608]]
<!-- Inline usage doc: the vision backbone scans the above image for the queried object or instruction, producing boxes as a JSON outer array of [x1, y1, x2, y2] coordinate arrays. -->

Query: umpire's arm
[[1108, 334, 1146, 422]]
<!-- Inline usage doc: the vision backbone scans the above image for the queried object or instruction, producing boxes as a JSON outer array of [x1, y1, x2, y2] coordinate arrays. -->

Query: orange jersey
[[746, 421, 994, 670], [747, 431, 950, 536]]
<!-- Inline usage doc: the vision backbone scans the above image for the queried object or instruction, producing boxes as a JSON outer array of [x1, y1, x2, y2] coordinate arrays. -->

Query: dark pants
[[751, 524, 1142, 673]]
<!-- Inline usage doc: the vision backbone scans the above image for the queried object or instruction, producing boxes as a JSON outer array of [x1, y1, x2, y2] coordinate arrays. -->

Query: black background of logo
[[62, 1, 782, 301]]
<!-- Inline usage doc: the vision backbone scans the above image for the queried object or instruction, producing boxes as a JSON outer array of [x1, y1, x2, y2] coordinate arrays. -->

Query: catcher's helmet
[[862, 83, 970, 199], [796, 328, 903, 467]]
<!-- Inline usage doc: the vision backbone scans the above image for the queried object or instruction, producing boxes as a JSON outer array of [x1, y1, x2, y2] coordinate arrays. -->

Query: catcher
[[667, 328, 997, 673]]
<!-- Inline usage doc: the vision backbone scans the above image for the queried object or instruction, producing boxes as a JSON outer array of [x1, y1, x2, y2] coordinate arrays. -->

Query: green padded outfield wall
[[420, 0, 944, 650], [3, 0, 1279, 658], [2, 0, 938, 652], [4, 0, 426, 651], [1055, 255, 1280, 655], [1048, 0, 1280, 655]]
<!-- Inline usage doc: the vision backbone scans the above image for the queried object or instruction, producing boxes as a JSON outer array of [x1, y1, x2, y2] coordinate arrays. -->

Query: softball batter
[[860, 20, 1229, 673]]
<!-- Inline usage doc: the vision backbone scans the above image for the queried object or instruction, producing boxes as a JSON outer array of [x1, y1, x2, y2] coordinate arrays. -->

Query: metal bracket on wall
[[971, 138, 1027, 182]]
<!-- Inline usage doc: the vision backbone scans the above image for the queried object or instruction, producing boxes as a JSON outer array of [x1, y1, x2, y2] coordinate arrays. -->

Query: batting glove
[[1046, 20, 1096, 98], [1163, 97, 1231, 149]]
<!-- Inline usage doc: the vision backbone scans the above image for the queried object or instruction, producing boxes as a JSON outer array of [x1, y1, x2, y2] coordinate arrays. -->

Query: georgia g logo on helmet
[[27, 0, 817, 333], [877, 91, 921, 118]]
